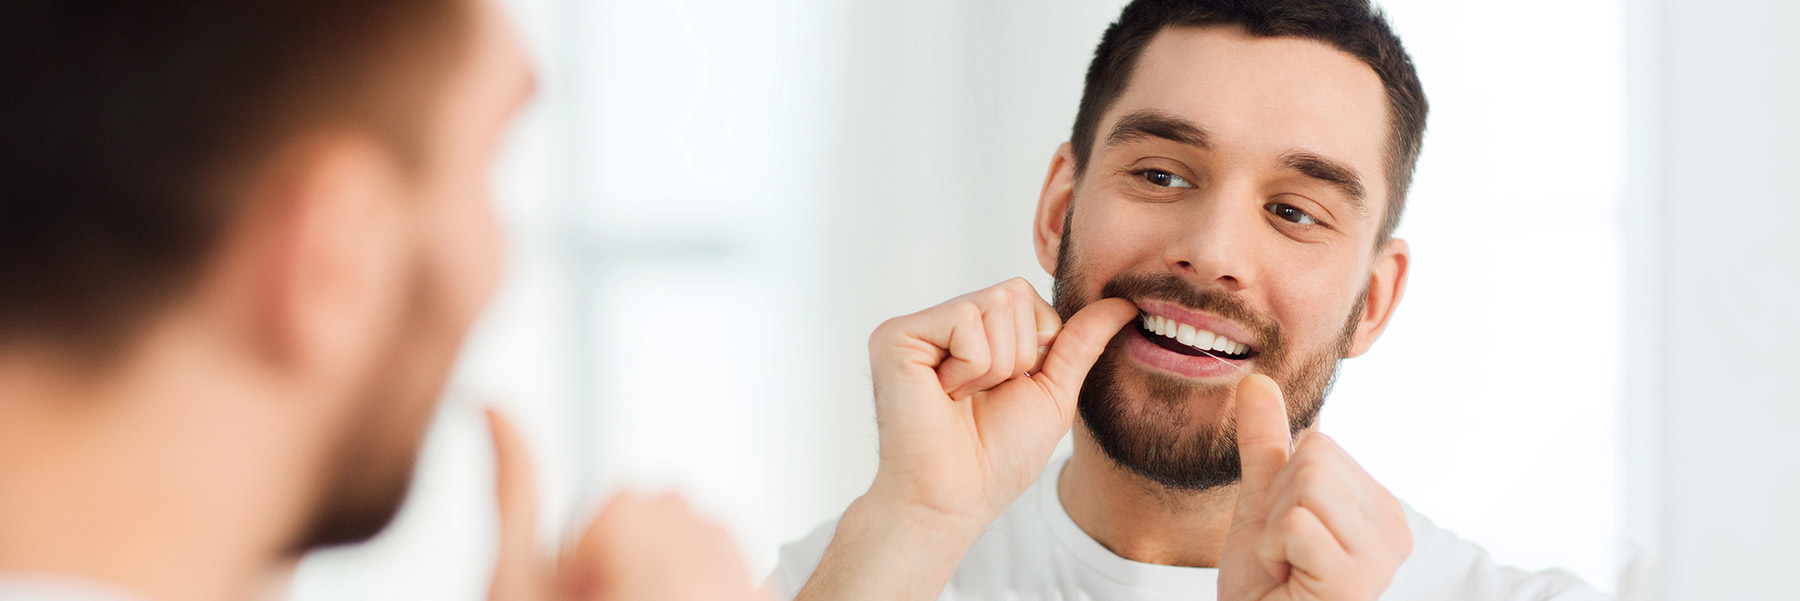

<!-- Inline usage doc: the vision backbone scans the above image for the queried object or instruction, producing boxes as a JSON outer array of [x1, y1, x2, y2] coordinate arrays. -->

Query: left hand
[[1217, 375, 1413, 601]]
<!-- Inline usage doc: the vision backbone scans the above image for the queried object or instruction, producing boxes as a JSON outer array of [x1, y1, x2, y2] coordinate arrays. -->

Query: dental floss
[[1200, 349, 1257, 377]]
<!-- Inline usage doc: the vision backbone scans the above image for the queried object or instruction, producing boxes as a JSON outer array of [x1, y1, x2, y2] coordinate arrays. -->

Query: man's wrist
[[847, 488, 990, 549], [794, 490, 990, 601]]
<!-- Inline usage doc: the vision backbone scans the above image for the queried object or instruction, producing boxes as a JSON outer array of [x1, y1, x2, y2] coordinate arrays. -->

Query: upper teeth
[[1140, 313, 1250, 356]]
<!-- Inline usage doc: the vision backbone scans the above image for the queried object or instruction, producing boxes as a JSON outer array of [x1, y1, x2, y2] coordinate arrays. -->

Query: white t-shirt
[[771, 456, 1609, 601]]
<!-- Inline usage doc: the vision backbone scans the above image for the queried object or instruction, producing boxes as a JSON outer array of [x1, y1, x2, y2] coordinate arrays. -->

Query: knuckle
[[1292, 463, 1329, 491], [868, 317, 903, 345], [981, 286, 1013, 306], [1273, 507, 1304, 532], [954, 301, 984, 323], [1383, 494, 1411, 530], [1005, 276, 1036, 294], [963, 352, 991, 375]]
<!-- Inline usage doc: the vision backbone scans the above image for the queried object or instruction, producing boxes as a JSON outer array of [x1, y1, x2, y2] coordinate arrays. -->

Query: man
[[771, 1, 1608, 600], [0, 1, 752, 600]]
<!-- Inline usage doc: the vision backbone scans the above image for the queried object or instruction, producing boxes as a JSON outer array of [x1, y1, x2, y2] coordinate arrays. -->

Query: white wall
[[1625, 0, 1800, 598], [1329, 0, 1626, 590]]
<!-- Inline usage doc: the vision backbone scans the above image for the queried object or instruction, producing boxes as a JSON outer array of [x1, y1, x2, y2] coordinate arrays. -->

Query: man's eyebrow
[[1279, 150, 1368, 217], [1105, 109, 1211, 150]]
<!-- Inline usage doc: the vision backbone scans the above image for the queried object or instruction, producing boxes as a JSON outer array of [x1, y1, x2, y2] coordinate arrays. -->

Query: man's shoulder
[[1388, 504, 1610, 601]]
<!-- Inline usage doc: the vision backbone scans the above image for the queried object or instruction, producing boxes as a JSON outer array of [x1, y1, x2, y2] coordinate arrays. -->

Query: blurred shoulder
[[1386, 504, 1612, 601]]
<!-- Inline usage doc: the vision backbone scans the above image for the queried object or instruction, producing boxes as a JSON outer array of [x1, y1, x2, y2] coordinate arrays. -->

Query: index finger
[[485, 407, 546, 601]]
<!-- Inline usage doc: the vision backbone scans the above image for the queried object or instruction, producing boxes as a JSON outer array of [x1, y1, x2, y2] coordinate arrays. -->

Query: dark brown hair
[[1070, 0, 1428, 244], [0, 0, 468, 354]]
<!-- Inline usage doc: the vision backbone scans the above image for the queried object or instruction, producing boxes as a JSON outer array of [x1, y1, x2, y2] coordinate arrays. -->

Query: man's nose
[[1163, 193, 1258, 292]]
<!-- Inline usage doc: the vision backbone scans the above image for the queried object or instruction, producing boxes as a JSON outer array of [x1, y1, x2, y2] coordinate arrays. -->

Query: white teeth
[[1139, 312, 1250, 357]]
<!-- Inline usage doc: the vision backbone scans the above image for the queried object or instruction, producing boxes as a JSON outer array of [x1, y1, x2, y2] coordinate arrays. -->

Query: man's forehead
[[1100, 25, 1391, 196]]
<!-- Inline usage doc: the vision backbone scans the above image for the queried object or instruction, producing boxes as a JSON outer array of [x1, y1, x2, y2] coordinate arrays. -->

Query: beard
[[289, 256, 468, 552], [1051, 218, 1365, 492]]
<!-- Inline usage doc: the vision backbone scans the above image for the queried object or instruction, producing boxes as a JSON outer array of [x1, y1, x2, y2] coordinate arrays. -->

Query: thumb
[[1031, 297, 1137, 415], [486, 407, 547, 601], [1233, 375, 1292, 505]]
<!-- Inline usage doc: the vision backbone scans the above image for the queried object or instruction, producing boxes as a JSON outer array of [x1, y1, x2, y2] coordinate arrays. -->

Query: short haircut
[[1070, 0, 1428, 244], [0, 0, 469, 355]]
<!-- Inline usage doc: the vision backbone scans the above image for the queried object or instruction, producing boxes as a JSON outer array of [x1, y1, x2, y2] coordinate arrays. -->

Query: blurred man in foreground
[[0, 1, 753, 600], [773, 1, 1608, 599]]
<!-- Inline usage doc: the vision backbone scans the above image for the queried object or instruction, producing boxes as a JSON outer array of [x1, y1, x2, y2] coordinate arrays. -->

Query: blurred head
[[0, 0, 531, 548], [1035, 0, 1426, 491]]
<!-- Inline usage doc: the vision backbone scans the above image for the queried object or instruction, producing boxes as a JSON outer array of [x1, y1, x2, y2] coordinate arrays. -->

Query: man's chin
[[1078, 352, 1248, 492]]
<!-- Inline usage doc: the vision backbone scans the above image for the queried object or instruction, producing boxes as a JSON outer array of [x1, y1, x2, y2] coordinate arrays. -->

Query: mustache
[[1097, 273, 1282, 354]]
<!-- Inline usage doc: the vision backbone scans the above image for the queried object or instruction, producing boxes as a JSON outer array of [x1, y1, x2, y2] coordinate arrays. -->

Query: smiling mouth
[[1135, 312, 1257, 361]]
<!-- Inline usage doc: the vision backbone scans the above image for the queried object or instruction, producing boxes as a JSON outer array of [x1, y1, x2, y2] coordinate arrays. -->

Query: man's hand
[[1218, 375, 1412, 601], [485, 409, 759, 601], [864, 277, 1137, 528], [796, 278, 1137, 601]]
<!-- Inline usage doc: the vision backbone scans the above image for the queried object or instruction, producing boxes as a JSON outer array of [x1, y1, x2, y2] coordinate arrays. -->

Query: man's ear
[[1346, 237, 1410, 358], [246, 134, 408, 377], [1034, 142, 1079, 276]]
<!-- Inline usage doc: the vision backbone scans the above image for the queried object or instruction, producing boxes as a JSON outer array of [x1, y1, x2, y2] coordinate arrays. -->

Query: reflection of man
[[773, 1, 1607, 600], [0, 1, 750, 600]]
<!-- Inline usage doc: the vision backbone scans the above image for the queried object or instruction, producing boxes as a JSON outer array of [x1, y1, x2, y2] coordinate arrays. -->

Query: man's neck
[[0, 333, 318, 601], [1056, 426, 1238, 568]]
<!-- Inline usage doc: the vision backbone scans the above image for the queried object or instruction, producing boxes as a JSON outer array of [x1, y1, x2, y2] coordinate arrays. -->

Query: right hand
[[484, 409, 760, 601], [863, 278, 1138, 528]]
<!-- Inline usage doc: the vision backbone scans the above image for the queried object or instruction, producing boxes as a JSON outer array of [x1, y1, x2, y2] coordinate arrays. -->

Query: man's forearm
[[793, 493, 986, 601]]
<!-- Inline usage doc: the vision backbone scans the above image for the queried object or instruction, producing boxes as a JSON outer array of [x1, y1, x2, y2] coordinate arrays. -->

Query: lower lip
[[1124, 326, 1251, 379]]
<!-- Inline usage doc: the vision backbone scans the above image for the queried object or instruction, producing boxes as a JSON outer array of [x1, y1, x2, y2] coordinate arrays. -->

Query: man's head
[[1034, 0, 1426, 491], [1, 0, 531, 550]]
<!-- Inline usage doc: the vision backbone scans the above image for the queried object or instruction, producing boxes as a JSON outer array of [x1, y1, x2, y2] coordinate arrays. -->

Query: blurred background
[[286, 0, 1799, 600]]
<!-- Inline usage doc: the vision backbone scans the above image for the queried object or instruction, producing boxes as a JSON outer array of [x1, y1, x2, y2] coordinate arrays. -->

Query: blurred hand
[[485, 409, 760, 601], [863, 277, 1137, 528], [1217, 375, 1412, 601]]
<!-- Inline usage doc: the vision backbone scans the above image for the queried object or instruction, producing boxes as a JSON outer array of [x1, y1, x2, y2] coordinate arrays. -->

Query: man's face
[[1041, 26, 1404, 491], [300, 0, 533, 548]]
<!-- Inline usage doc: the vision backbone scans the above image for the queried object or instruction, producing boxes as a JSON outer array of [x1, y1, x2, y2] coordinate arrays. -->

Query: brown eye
[[1139, 169, 1195, 189], [1264, 202, 1319, 225]]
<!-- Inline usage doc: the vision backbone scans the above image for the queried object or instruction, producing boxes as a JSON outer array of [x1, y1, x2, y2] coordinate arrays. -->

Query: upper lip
[[1133, 299, 1260, 353]]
